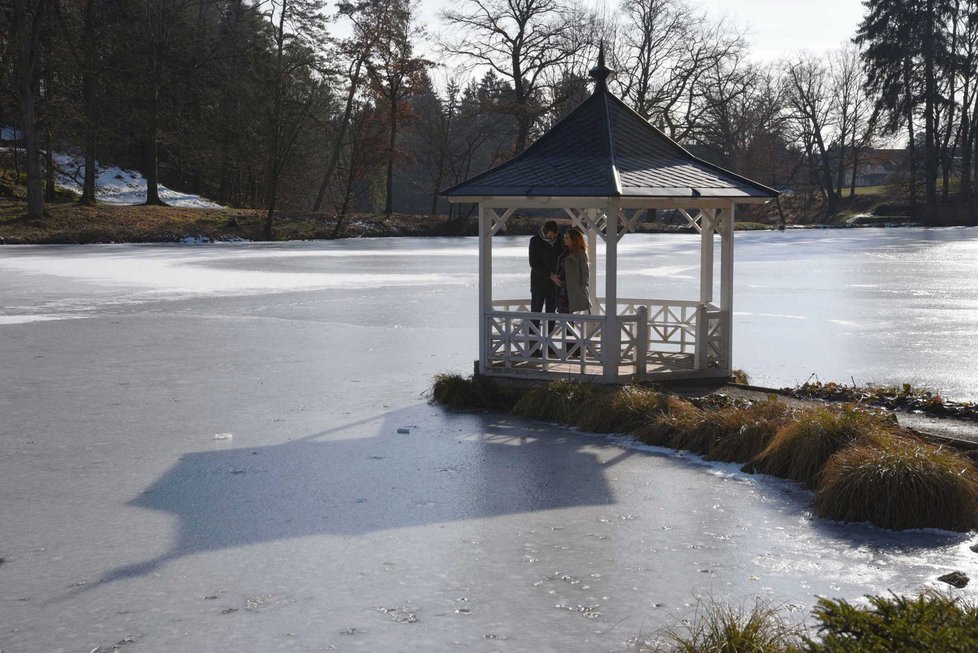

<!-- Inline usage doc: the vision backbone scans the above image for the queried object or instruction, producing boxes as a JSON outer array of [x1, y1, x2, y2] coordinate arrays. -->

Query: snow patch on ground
[[49, 151, 223, 208], [1, 129, 221, 208]]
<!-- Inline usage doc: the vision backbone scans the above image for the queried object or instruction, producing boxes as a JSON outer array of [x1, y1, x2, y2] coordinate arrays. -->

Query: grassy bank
[[0, 199, 482, 244], [635, 591, 978, 652], [431, 374, 978, 648], [430, 375, 978, 532], [0, 198, 782, 244]]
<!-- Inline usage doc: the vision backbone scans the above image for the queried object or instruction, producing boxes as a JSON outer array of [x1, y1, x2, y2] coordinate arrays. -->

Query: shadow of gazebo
[[85, 407, 627, 590]]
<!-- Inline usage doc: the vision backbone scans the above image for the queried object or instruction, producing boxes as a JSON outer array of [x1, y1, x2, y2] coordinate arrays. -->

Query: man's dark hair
[[543, 220, 559, 233]]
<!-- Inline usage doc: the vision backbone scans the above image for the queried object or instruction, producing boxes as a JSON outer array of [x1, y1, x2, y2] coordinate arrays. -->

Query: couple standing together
[[529, 220, 591, 316]]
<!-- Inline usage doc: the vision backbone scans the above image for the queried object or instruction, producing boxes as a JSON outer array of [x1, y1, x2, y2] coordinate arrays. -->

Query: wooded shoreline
[[0, 197, 961, 245]]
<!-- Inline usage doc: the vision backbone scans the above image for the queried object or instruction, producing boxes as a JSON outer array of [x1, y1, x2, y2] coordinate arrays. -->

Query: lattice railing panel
[[485, 299, 726, 377]]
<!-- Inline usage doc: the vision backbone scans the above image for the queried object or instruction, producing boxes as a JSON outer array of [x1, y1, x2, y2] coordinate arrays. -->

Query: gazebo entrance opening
[[477, 200, 736, 383]]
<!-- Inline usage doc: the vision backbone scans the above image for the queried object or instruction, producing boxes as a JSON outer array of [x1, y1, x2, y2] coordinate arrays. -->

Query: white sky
[[417, 0, 866, 64]]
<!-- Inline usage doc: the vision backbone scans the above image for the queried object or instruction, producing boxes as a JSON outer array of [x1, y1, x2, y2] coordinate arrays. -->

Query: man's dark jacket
[[529, 231, 564, 296]]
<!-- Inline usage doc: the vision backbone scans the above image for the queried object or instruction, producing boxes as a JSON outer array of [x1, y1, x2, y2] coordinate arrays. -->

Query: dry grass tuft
[[749, 404, 894, 488], [815, 435, 978, 531], [576, 385, 686, 434], [639, 597, 805, 653], [631, 399, 702, 448], [512, 379, 598, 424], [669, 412, 736, 456], [705, 400, 797, 463], [429, 373, 514, 411]]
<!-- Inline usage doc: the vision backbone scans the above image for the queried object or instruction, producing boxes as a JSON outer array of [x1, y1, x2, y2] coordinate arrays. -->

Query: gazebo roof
[[442, 54, 779, 201]]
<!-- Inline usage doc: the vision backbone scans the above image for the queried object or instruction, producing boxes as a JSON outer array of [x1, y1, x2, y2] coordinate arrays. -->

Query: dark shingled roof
[[441, 58, 779, 201]]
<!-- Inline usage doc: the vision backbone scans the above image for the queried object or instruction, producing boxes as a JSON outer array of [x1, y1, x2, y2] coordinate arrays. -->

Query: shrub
[[730, 369, 751, 385], [511, 379, 597, 424], [668, 410, 736, 456], [706, 400, 797, 464], [815, 435, 978, 531], [631, 401, 702, 448], [429, 373, 514, 410], [576, 385, 684, 434], [749, 405, 894, 488], [808, 592, 978, 652], [641, 597, 805, 653]]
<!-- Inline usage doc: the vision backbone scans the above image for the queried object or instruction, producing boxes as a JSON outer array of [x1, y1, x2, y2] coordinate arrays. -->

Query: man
[[528, 221, 564, 355]]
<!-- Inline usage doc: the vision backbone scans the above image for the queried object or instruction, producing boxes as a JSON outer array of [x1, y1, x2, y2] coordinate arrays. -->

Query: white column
[[478, 204, 492, 374], [699, 209, 715, 304], [602, 202, 620, 382], [695, 209, 715, 371], [587, 213, 598, 312], [720, 202, 735, 373]]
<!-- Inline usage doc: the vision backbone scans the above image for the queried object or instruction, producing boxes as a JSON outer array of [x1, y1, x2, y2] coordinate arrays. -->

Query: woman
[[551, 228, 591, 314]]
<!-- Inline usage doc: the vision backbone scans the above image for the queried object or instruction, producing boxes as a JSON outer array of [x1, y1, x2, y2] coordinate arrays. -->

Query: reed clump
[[749, 404, 895, 488], [429, 373, 514, 410], [815, 435, 978, 531], [705, 399, 797, 463], [638, 592, 978, 652], [631, 403, 703, 449], [576, 385, 691, 434], [511, 379, 598, 423], [642, 597, 805, 653]]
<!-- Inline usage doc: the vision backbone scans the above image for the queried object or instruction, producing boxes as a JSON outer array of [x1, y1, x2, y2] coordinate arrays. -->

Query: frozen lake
[[1, 228, 977, 652]]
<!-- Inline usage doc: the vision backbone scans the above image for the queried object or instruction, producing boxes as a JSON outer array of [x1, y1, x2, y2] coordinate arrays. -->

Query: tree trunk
[[312, 56, 364, 211], [384, 100, 397, 215], [815, 134, 837, 213], [14, 0, 45, 219], [44, 125, 56, 201], [262, 0, 288, 240], [21, 93, 44, 219], [962, 109, 973, 207], [77, 0, 98, 205], [904, 57, 918, 214], [144, 84, 167, 206], [923, 0, 938, 209], [849, 147, 858, 198]]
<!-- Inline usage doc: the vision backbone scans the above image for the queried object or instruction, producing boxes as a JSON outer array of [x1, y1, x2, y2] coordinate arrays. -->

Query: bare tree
[[698, 62, 790, 187], [609, 0, 745, 142], [262, 0, 330, 238], [364, 0, 430, 215], [830, 44, 875, 198], [440, 0, 588, 153], [311, 0, 383, 212], [783, 54, 839, 212]]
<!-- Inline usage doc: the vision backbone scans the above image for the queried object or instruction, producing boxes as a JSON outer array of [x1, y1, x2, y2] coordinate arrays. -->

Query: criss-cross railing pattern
[[486, 309, 610, 374], [485, 299, 726, 378]]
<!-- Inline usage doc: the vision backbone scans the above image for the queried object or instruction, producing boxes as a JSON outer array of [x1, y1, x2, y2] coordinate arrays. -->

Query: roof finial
[[589, 41, 614, 91]]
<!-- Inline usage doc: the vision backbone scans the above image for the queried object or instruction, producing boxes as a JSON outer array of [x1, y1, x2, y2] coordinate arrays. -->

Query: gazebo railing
[[485, 298, 727, 378]]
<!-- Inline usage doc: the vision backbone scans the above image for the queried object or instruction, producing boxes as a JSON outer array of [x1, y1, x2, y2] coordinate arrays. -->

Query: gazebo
[[441, 52, 779, 384]]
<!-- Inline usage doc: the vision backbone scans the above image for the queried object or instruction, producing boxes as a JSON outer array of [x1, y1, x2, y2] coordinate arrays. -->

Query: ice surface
[[1, 231, 978, 652]]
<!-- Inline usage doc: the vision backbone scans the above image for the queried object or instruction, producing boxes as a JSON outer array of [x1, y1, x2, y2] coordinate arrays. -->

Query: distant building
[[843, 148, 907, 187]]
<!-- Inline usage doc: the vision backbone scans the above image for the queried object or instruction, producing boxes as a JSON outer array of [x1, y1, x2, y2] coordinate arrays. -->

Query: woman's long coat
[[563, 251, 591, 313]]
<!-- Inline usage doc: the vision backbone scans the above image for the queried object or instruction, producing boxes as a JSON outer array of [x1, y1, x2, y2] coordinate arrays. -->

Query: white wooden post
[[696, 209, 715, 370], [720, 203, 735, 372], [478, 204, 492, 374], [602, 202, 620, 382], [587, 213, 598, 313], [636, 305, 648, 378], [699, 208, 715, 304]]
